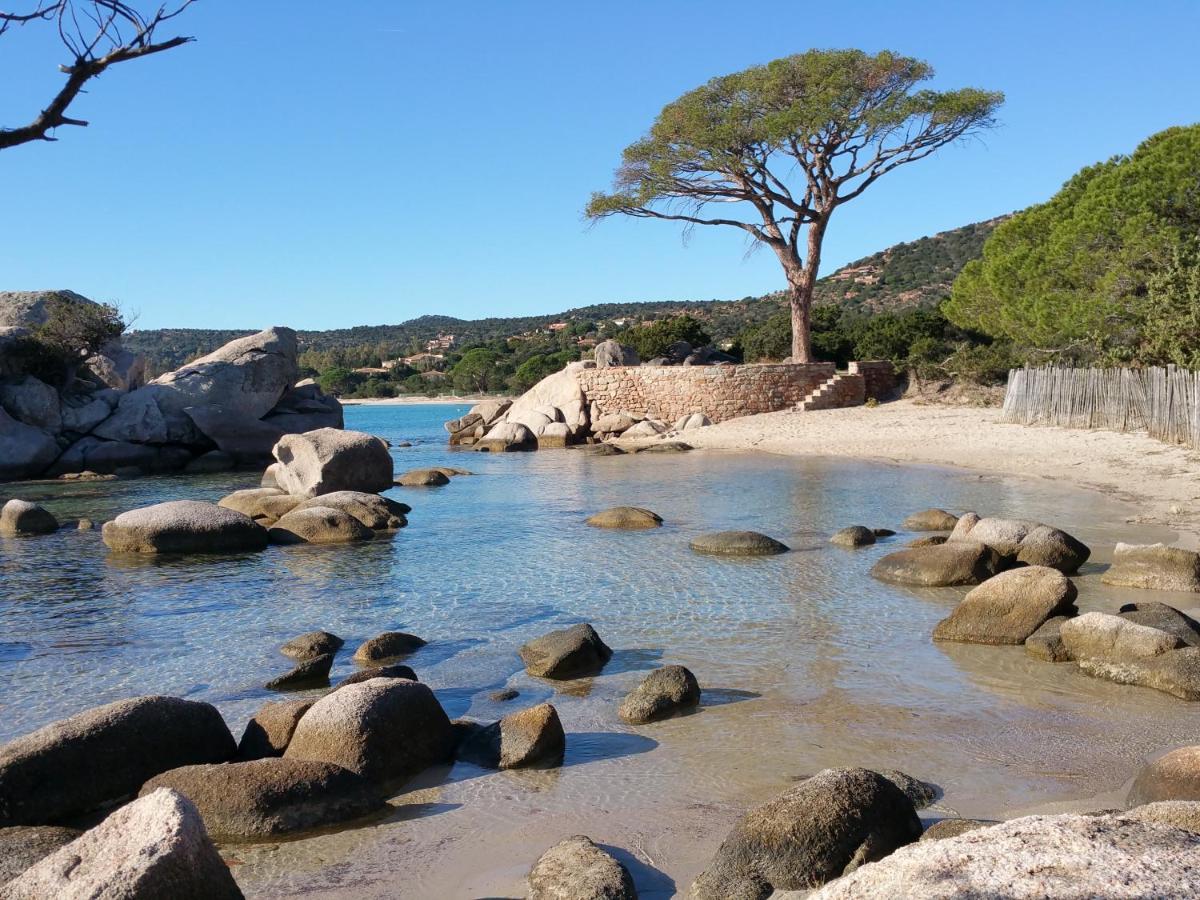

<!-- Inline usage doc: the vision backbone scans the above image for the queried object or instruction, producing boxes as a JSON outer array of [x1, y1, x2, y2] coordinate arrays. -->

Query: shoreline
[[663, 399, 1200, 550], [340, 395, 510, 406]]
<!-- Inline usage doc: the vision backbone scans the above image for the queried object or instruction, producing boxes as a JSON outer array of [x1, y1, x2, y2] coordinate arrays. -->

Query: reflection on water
[[2, 403, 1198, 898]]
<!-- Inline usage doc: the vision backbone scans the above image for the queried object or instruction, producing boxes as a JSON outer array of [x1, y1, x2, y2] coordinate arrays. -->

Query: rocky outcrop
[[101, 500, 268, 554], [1102, 543, 1200, 592], [139, 758, 385, 839], [272, 428, 393, 497], [520, 623, 613, 679], [870, 541, 1001, 586], [689, 531, 790, 556], [586, 506, 663, 529], [445, 399, 510, 446], [618, 665, 700, 724], [593, 339, 640, 368], [0, 695, 235, 826], [948, 513, 1090, 573], [808, 813, 1200, 899], [284, 678, 454, 782], [456, 703, 566, 769], [528, 835, 637, 900], [691, 768, 922, 898], [0, 407, 59, 480], [0, 499, 58, 536], [2, 788, 244, 900], [933, 567, 1077, 645]]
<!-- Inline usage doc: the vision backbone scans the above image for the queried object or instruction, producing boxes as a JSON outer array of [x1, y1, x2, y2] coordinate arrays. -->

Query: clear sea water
[[1, 403, 1196, 898]]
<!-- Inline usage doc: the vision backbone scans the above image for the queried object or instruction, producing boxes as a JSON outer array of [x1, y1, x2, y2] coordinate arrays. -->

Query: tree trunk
[[788, 280, 814, 363]]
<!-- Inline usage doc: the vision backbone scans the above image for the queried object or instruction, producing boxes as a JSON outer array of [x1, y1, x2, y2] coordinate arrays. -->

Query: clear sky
[[1, 0, 1198, 331]]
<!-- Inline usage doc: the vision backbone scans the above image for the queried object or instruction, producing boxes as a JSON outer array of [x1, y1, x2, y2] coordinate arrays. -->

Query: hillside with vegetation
[[123, 217, 1003, 383]]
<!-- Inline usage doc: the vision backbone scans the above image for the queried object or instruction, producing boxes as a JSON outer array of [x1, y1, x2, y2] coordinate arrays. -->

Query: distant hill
[[123, 216, 1004, 373]]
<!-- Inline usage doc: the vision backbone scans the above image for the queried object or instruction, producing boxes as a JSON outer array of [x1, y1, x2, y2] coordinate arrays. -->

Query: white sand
[[678, 400, 1200, 550]]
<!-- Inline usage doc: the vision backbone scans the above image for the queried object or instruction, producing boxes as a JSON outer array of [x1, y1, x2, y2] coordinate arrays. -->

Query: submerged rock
[[0, 499, 58, 536], [265, 652, 335, 691], [456, 702, 566, 769], [1103, 543, 1200, 592], [0, 695, 235, 826], [520, 623, 613, 679], [353, 631, 426, 663], [689, 531, 789, 557], [140, 758, 385, 839], [396, 468, 450, 487], [808, 813, 1200, 899], [586, 506, 663, 529], [830, 525, 876, 548], [284, 678, 453, 782], [618, 665, 700, 724], [870, 541, 1001, 587], [691, 767, 921, 898], [280, 630, 344, 661], [101, 500, 268, 554], [528, 835, 637, 900], [2, 789, 243, 900], [933, 566, 1078, 645]]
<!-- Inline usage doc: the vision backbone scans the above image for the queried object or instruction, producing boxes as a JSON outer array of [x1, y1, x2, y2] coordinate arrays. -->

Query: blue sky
[[1, 0, 1197, 330]]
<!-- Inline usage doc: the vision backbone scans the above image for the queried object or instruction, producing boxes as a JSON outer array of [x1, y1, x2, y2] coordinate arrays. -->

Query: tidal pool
[[1, 403, 1196, 898]]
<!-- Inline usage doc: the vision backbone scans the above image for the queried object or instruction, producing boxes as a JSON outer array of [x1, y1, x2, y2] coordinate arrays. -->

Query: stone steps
[[797, 372, 866, 411]]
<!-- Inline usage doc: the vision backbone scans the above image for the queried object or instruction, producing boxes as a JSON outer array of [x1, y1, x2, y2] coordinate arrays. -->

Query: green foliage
[[10, 295, 125, 386], [317, 367, 362, 396], [739, 313, 792, 362], [621, 315, 711, 359], [451, 348, 504, 393], [511, 351, 576, 392], [945, 124, 1200, 364], [1139, 237, 1200, 368]]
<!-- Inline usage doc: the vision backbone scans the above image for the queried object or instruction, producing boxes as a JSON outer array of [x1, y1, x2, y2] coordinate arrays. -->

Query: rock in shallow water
[[267, 506, 374, 544], [140, 758, 385, 839], [933, 566, 1077, 645], [265, 652, 334, 691], [280, 630, 344, 661], [689, 530, 789, 556], [902, 508, 959, 531], [691, 767, 921, 898], [586, 506, 663, 529], [3, 789, 243, 899], [456, 702, 565, 769], [1103, 543, 1200, 592], [237, 700, 314, 760], [1129, 746, 1200, 806], [396, 468, 450, 487], [528, 835, 637, 900], [520, 623, 612, 679], [919, 818, 992, 841], [353, 631, 426, 663], [0, 695, 235, 826], [1060, 612, 1182, 662], [830, 525, 876, 548], [101, 500, 268, 554], [618, 665, 700, 724], [808, 813, 1200, 899], [272, 428, 393, 498], [870, 541, 1001, 587], [0, 499, 57, 536], [1024, 615, 1073, 662], [334, 664, 417, 690], [293, 491, 408, 530], [948, 513, 1090, 573]]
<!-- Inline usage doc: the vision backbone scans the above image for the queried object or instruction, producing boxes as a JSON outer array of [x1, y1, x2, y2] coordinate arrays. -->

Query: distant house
[[426, 334, 456, 351], [401, 352, 445, 371], [612, 317, 632, 327], [547, 322, 568, 332]]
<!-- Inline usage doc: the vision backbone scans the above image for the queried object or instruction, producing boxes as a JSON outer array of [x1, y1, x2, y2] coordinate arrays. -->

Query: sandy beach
[[676, 399, 1200, 550]]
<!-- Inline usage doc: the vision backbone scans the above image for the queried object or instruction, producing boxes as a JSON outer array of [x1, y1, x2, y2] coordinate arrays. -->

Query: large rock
[[831, 525, 876, 548], [933, 566, 1077, 645], [93, 327, 299, 445], [353, 631, 426, 663], [528, 835, 637, 900], [593, 339, 640, 368], [0, 407, 59, 480], [284, 678, 454, 782], [183, 405, 286, 459], [504, 363, 589, 435], [262, 382, 343, 434], [236, 700, 315, 760], [293, 491, 408, 530], [265, 652, 334, 690], [1059, 612, 1182, 661], [217, 487, 301, 524], [139, 758, 385, 839], [2, 788, 243, 900], [280, 630, 344, 661], [902, 508, 959, 531], [0, 825, 81, 884], [1129, 746, 1200, 806], [1103, 543, 1200, 592], [272, 428, 393, 497], [593, 412, 636, 436], [101, 500, 268, 554], [59, 388, 120, 434], [1120, 602, 1200, 647], [586, 506, 663, 529], [537, 421, 573, 448], [949, 513, 1090, 573], [691, 768, 922, 898], [267, 506, 374, 544], [0, 499, 58, 536], [808, 813, 1200, 899], [476, 421, 536, 452], [1125, 801, 1200, 832], [1077, 646, 1200, 700], [456, 703, 566, 769], [0, 375, 60, 432], [0, 696, 235, 826], [396, 467, 450, 486], [48, 435, 164, 476], [689, 531, 789, 557], [87, 340, 146, 391], [869, 541, 1001, 587], [520, 623, 613, 679], [618, 665, 700, 724]]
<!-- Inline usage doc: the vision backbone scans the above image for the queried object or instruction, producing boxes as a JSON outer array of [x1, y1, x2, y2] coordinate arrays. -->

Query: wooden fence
[[1001, 365, 1200, 450]]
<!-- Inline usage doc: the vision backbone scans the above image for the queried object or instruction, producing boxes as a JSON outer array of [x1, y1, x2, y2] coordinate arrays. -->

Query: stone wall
[[849, 360, 897, 401], [577, 363, 836, 424]]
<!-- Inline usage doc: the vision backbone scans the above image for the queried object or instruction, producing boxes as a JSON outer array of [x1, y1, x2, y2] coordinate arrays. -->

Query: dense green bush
[[620, 315, 711, 359], [10, 295, 125, 386]]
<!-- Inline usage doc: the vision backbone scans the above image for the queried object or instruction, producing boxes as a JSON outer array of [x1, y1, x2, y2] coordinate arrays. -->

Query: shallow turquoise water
[[2, 404, 1197, 897]]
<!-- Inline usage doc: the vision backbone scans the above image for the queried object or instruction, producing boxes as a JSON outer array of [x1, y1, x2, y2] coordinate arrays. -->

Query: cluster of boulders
[[0, 293, 342, 481], [443, 351, 713, 451]]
